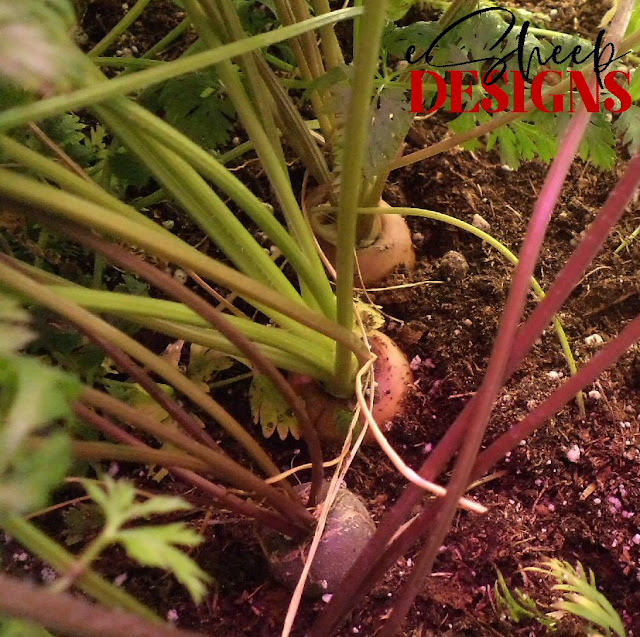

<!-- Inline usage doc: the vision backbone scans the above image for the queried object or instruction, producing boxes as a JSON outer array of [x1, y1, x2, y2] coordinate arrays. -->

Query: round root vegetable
[[291, 330, 413, 444], [308, 195, 416, 286], [260, 481, 375, 597]]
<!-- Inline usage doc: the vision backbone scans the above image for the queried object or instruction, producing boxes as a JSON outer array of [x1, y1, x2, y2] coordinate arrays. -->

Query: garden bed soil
[[4, 0, 640, 635]]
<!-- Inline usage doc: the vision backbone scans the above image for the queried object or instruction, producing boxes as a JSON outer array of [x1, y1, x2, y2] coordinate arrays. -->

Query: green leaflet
[[0, 294, 78, 514], [249, 373, 300, 440], [80, 476, 211, 603]]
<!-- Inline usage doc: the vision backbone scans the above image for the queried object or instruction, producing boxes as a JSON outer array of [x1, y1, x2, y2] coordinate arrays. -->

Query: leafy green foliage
[[80, 476, 211, 603], [0, 295, 78, 514], [187, 344, 234, 389], [29, 319, 106, 387], [249, 373, 299, 440], [496, 560, 626, 635], [487, 116, 557, 169], [579, 113, 617, 170], [326, 66, 413, 181], [141, 69, 236, 150], [382, 7, 634, 169], [494, 569, 555, 628], [528, 559, 626, 637], [365, 88, 413, 179], [386, 0, 425, 22], [614, 104, 640, 154]]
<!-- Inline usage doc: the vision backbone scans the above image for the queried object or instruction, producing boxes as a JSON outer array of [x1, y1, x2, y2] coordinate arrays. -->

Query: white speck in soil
[[566, 445, 581, 463], [585, 333, 604, 347]]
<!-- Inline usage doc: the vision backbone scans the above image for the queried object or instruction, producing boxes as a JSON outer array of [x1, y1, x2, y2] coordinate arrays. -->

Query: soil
[[4, 1, 640, 636]]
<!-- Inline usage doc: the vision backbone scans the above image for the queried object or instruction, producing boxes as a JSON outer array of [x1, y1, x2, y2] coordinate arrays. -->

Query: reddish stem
[[47, 219, 324, 508], [0, 572, 203, 637], [74, 403, 308, 540]]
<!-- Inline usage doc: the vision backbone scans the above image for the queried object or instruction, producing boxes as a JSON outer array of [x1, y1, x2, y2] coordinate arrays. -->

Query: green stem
[[25, 436, 211, 473], [309, 0, 345, 69], [89, 0, 154, 56], [141, 17, 191, 60], [332, 0, 389, 396], [47, 286, 334, 376], [144, 317, 333, 380], [94, 106, 303, 304], [50, 529, 111, 593], [0, 8, 362, 133], [204, 0, 287, 171], [0, 169, 367, 361], [99, 99, 336, 317], [0, 514, 158, 620], [181, 2, 331, 313], [92, 57, 163, 70]]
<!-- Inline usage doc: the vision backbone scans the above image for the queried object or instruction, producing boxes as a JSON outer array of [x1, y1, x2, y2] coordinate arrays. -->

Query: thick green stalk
[[309, 0, 345, 69], [332, 0, 389, 396], [0, 514, 158, 620], [181, 1, 330, 302], [0, 8, 362, 133], [0, 135, 158, 231], [105, 99, 335, 315], [27, 437, 210, 473], [203, 0, 287, 171], [48, 286, 335, 376], [271, 0, 335, 139], [93, 107, 302, 303], [145, 318, 334, 380], [0, 170, 368, 362], [1, 128, 335, 318], [257, 56, 332, 185]]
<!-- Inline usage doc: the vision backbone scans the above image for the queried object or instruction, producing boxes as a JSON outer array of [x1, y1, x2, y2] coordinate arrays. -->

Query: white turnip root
[[290, 330, 413, 444], [308, 194, 416, 286], [260, 481, 375, 597]]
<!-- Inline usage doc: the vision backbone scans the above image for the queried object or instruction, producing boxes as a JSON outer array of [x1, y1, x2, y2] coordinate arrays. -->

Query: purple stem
[[0, 572, 204, 637], [74, 404, 305, 539]]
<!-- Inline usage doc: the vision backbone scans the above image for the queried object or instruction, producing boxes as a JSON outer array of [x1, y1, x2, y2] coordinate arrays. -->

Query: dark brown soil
[[4, 1, 640, 636]]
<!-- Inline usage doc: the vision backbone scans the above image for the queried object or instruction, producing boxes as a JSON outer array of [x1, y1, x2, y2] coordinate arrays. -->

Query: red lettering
[[604, 70, 632, 113], [511, 71, 527, 113], [449, 70, 479, 113], [531, 70, 564, 113], [410, 70, 425, 113], [481, 72, 509, 113], [569, 71, 599, 112]]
